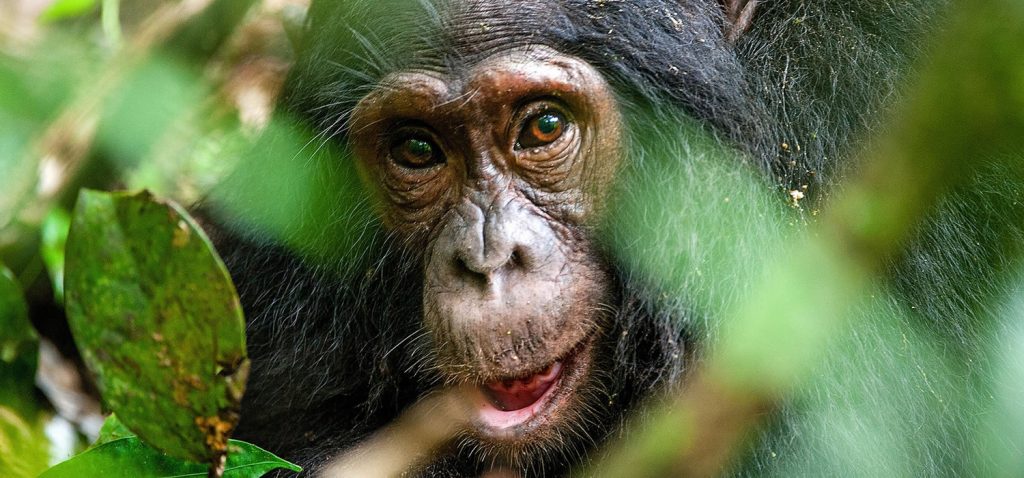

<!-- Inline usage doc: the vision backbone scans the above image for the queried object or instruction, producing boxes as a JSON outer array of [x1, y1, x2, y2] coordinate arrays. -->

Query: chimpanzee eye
[[390, 134, 443, 169], [517, 112, 566, 149]]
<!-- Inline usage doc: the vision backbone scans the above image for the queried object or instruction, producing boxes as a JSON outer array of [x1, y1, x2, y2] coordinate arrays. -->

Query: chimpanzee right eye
[[390, 132, 444, 168]]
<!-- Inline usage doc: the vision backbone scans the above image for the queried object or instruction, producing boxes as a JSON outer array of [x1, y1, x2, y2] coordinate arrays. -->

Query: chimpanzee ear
[[721, 0, 758, 43]]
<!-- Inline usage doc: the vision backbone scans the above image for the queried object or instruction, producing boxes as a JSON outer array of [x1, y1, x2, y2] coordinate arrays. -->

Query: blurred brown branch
[[319, 387, 473, 478]]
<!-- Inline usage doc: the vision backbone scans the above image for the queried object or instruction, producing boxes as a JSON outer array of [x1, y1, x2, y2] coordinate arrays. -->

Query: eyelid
[[516, 98, 570, 121]]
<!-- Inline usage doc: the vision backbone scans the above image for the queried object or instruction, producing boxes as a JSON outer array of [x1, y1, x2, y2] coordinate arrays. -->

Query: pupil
[[537, 114, 560, 135], [407, 139, 432, 157]]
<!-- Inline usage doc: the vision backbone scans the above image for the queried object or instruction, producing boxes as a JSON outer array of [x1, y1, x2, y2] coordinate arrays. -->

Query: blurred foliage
[[40, 207, 70, 302], [0, 265, 51, 478], [1, 0, 300, 475], [205, 115, 379, 266], [41, 0, 97, 22], [604, 110, 791, 334], [977, 278, 1024, 476], [589, 0, 1024, 475], [0, 0, 1022, 477]]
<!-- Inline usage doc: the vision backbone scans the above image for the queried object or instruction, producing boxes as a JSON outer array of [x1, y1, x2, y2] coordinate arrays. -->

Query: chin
[[419, 332, 628, 477]]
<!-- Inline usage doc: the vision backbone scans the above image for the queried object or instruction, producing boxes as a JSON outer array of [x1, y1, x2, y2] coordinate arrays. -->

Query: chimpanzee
[[201, 0, 1024, 476]]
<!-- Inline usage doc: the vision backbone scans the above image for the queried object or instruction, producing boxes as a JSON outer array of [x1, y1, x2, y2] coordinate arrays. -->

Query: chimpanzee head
[[283, 0, 763, 465], [348, 42, 622, 444]]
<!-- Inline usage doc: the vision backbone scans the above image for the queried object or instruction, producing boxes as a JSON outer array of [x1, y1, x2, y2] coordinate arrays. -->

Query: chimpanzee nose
[[454, 244, 525, 283], [446, 195, 543, 288]]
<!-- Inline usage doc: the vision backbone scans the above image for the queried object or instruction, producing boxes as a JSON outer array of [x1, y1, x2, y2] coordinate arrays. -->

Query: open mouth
[[471, 336, 594, 439], [482, 361, 563, 412]]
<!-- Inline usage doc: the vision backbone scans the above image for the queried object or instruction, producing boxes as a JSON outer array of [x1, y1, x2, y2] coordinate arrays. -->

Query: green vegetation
[[0, 0, 1022, 476]]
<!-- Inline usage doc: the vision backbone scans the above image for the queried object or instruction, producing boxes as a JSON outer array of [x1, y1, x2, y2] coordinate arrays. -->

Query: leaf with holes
[[65, 190, 249, 465], [41, 435, 300, 478]]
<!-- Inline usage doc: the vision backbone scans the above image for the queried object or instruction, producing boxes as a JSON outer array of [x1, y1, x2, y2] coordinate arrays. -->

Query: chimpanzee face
[[348, 45, 622, 446]]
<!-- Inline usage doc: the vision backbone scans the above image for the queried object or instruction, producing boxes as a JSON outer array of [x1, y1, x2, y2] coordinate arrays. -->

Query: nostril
[[508, 250, 521, 269], [454, 246, 527, 285], [455, 254, 484, 279], [508, 248, 528, 270], [454, 254, 496, 290]]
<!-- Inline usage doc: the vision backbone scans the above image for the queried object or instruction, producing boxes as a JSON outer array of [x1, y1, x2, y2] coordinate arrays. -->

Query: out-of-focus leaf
[[41, 208, 71, 302], [64, 190, 249, 464], [0, 265, 50, 477], [976, 276, 1024, 476], [41, 0, 98, 22], [98, 57, 205, 172], [165, 0, 258, 63], [207, 116, 379, 266], [101, 0, 122, 45], [40, 435, 301, 478], [0, 408, 51, 478], [0, 265, 34, 371], [603, 111, 791, 330]]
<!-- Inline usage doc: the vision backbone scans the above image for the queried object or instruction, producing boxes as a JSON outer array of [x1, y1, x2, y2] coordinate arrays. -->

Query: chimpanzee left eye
[[517, 112, 567, 149]]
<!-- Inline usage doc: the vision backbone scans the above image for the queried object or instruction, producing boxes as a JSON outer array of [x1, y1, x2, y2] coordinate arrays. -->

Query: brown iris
[[517, 112, 566, 149], [391, 135, 442, 168]]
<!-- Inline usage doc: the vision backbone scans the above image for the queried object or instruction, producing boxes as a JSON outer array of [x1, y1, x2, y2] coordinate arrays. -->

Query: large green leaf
[[41, 415, 300, 478], [40, 436, 301, 478], [64, 190, 249, 464], [0, 265, 50, 477]]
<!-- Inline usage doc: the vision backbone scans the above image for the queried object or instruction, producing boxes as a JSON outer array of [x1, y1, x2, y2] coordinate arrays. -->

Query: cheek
[[585, 110, 625, 199], [355, 157, 457, 234]]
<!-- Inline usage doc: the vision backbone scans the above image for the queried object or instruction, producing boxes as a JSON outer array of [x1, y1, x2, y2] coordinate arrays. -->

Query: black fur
[[201, 0, 1024, 476]]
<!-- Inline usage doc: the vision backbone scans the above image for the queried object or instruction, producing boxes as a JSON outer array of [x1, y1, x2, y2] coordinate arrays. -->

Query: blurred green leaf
[[603, 112, 791, 330], [64, 190, 249, 464], [207, 116, 379, 266], [41, 208, 71, 302], [101, 0, 122, 45], [41, 0, 98, 22], [98, 57, 206, 172], [0, 408, 51, 478], [0, 265, 34, 369], [41, 430, 300, 478], [976, 276, 1024, 477], [765, 294, 969, 477], [0, 265, 50, 478]]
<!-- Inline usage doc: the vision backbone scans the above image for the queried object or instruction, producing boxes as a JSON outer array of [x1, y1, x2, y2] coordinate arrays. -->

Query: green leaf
[[41, 208, 71, 302], [64, 190, 249, 464], [40, 0, 97, 22], [0, 407, 51, 478], [0, 265, 50, 478], [40, 436, 301, 478], [0, 265, 34, 369], [94, 413, 135, 446]]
